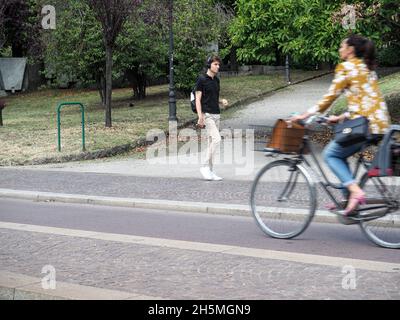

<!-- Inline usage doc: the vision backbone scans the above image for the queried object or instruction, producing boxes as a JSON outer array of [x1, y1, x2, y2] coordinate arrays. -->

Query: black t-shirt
[[195, 74, 220, 114]]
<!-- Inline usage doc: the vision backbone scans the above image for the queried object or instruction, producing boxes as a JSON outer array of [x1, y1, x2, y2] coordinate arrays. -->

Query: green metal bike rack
[[57, 102, 86, 152]]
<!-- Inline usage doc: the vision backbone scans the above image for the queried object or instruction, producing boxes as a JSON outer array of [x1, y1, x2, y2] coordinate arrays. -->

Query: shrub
[[386, 92, 400, 123], [378, 45, 400, 67]]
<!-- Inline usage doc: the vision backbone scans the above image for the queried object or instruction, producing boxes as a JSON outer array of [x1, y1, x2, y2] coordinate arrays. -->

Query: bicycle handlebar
[[295, 115, 330, 127], [306, 115, 330, 125]]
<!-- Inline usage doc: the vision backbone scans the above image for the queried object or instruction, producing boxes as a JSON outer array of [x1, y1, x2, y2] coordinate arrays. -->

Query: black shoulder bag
[[334, 116, 370, 147]]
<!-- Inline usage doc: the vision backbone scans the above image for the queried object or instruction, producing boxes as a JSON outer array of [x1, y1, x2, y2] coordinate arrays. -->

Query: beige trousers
[[204, 113, 221, 170]]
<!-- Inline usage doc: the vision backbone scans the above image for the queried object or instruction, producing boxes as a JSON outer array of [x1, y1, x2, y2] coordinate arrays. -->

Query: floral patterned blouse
[[308, 57, 391, 134]]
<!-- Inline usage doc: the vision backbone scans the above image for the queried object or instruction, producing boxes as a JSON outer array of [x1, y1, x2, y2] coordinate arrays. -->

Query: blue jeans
[[323, 140, 365, 193]]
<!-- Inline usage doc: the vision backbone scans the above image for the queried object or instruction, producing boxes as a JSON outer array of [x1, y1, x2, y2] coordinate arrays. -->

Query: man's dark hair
[[207, 54, 222, 68]]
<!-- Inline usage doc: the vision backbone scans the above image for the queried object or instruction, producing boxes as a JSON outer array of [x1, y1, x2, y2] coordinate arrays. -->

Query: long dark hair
[[346, 34, 377, 71]]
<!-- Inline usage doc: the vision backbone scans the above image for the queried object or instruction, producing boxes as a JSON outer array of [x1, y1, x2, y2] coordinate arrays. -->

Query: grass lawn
[[0, 70, 328, 166]]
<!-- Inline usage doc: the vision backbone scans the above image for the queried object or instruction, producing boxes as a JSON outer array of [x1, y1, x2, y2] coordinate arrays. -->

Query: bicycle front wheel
[[359, 173, 400, 249], [250, 159, 317, 239]]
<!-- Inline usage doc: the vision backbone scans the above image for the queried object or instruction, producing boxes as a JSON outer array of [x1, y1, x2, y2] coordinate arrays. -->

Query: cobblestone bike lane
[[1, 225, 399, 300]]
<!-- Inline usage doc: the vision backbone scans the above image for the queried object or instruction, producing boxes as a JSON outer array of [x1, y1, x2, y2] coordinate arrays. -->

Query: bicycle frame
[[253, 123, 400, 247], [279, 133, 392, 220], [302, 135, 365, 209]]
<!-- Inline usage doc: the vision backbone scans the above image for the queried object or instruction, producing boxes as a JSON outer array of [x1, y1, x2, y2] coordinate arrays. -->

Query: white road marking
[[1, 221, 399, 273]]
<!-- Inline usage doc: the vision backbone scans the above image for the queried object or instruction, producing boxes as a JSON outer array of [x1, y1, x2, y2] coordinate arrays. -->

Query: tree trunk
[[127, 68, 147, 100], [97, 73, 106, 107], [274, 44, 283, 66], [105, 45, 113, 128], [230, 48, 238, 72], [137, 72, 146, 100], [11, 42, 24, 58]]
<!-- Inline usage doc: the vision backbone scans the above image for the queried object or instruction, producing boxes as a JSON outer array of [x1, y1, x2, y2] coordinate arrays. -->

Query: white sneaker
[[210, 171, 223, 181], [200, 167, 213, 180]]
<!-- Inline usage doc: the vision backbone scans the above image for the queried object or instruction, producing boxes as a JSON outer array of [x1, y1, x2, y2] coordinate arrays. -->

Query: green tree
[[332, 1, 400, 65], [229, 0, 399, 67], [1, 0, 43, 60], [0, 0, 7, 50], [173, 0, 233, 93], [115, 0, 168, 100], [229, 0, 343, 66], [44, 0, 106, 101], [87, 0, 142, 128], [43, 0, 232, 113], [44, 0, 168, 102]]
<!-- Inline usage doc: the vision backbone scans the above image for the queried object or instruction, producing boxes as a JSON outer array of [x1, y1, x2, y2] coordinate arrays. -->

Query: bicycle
[[250, 117, 400, 249]]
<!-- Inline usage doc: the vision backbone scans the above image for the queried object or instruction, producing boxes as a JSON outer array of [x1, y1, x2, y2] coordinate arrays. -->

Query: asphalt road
[[1, 198, 398, 263]]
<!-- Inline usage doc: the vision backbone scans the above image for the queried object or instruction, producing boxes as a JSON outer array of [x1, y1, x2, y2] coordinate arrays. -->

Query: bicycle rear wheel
[[359, 173, 400, 249], [250, 159, 317, 239]]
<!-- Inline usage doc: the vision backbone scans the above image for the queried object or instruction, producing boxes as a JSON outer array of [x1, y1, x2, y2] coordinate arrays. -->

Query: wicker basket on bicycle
[[267, 119, 306, 153]]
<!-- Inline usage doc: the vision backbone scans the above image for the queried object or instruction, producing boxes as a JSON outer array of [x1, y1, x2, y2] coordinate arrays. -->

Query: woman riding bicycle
[[290, 34, 391, 216]]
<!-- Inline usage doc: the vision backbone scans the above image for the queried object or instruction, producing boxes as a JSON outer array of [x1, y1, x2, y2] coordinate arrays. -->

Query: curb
[[0, 188, 341, 224]]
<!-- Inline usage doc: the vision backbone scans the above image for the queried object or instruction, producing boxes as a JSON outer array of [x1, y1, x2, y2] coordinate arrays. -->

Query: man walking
[[195, 55, 228, 181]]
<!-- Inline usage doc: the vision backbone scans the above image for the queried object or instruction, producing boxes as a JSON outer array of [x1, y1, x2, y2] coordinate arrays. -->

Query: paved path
[[222, 75, 333, 129]]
